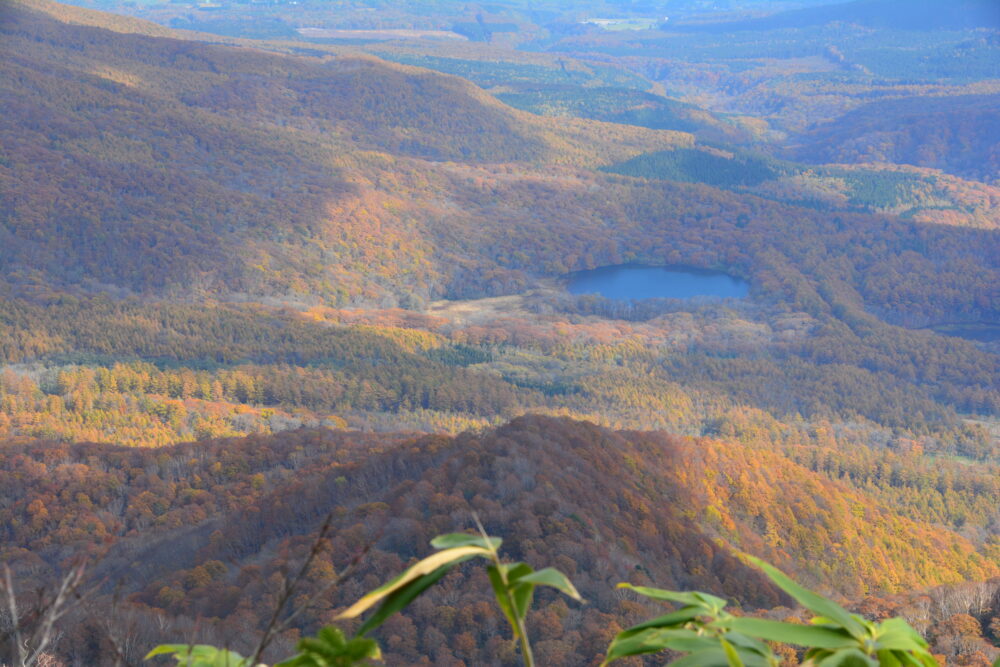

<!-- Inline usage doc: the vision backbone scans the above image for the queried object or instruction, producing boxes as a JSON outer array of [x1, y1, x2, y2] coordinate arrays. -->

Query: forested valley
[[0, 0, 998, 664]]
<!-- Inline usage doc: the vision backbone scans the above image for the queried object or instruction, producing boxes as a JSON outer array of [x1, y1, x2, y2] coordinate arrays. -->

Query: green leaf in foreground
[[515, 567, 582, 601], [602, 628, 704, 664], [275, 626, 381, 667], [720, 638, 744, 667], [144, 645, 249, 667], [616, 583, 726, 612], [616, 607, 704, 639], [813, 647, 878, 666], [355, 563, 453, 637], [506, 562, 537, 619], [336, 545, 491, 620], [429, 533, 502, 551], [744, 556, 867, 640], [726, 617, 855, 650]]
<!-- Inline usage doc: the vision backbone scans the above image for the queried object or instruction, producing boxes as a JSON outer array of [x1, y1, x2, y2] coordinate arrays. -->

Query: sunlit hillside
[[1, 0, 999, 664]]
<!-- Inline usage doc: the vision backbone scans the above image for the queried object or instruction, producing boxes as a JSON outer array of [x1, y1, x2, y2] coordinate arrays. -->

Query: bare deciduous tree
[[1, 564, 87, 667]]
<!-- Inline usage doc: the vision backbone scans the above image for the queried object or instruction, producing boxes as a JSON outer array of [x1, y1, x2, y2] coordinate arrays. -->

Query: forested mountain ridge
[[3, 416, 997, 664], [792, 93, 1000, 185], [0, 0, 691, 304]]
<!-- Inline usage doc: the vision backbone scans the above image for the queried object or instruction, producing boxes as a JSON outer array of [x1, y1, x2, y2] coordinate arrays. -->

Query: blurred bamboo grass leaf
[[604, 557, 939, 667]]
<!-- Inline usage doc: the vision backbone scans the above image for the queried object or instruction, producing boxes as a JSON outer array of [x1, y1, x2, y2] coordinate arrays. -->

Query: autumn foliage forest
[[0, 0, 999, 664]]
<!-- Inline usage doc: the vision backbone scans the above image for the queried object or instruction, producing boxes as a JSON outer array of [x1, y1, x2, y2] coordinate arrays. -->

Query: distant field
[[582, 18, 662, 31], [297, 27, 467, 41]]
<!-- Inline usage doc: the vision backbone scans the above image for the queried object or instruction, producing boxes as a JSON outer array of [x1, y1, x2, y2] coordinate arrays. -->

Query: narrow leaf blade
[[727, 617, 856, 650], [356, 564, 450, 636], [337, 546, 490, 619], [744, 556, 866, 640], [721, 638, 745, 667], [517, 567, 582, 601], [617, 607, 704, 639], [487, 565, 519, 631], [430, 533, 502, 551], [617, 583, 720, 610]]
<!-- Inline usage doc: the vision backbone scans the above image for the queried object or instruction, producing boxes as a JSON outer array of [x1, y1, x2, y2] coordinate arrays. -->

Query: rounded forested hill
[[3, 415, 996, 663]]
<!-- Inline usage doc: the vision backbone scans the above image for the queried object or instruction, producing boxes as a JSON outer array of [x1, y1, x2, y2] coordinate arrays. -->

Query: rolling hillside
[[1, 0, 997, 327], [793, 94, 1000, 185], [603, 146, 1000, 229], [672, 0, 1000, 32], [0, 0, 690, 304], [1, 1, 1000, 664]]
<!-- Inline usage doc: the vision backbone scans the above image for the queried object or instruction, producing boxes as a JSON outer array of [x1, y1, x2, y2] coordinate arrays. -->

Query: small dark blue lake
[[566, 265, 749, 301], [926, 323, 1000, 343]]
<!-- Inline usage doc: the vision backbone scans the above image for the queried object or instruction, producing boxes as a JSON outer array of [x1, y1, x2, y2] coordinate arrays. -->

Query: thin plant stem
[[473, 514, 534, 667]]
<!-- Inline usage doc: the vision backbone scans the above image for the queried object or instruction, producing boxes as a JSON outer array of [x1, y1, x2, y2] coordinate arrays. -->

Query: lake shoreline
[[565, 264, 750, 301]]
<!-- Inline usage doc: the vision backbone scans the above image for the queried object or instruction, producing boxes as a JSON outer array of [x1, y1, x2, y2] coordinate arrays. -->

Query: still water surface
[[567, 265, 749, 301]]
